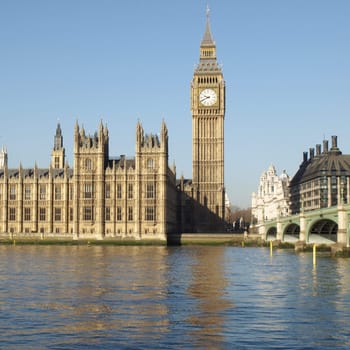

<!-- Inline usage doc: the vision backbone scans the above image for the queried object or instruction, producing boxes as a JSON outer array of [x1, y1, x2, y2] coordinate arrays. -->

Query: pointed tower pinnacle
[[199, 6, 217, 61], [54, 123, 63, 150], [201, 5, 215, 47], [136, 120, 144, 145], [51, 123, 65, 168], [161, 119, 168, 139]]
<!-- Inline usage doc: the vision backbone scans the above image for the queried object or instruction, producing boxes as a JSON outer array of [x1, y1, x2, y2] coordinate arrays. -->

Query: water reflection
[[0, 246, 173, 348], [0, 246, 350, 349], [186, 247, 233, 347]]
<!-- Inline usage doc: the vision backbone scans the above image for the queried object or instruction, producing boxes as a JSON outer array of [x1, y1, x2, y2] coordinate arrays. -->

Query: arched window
[[85, 158, 92, 170], [146, 183, 155, 199], [147, 158, 154, 169], [84, 183, 93, 199]]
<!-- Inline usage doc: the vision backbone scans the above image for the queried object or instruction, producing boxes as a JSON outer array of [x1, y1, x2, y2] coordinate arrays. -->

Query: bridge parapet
[[256, 204, 350, 245]]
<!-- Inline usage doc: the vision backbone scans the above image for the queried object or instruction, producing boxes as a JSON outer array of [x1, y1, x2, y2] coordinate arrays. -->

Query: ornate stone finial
[[19, 162, 23, 178], [136, 120, 144, 142], [172, 160, 176, 170], [75, 119, 79, 131], [80, 125, 85, 138], [161, 119, 168, 137], [102, 121, 109, 138]]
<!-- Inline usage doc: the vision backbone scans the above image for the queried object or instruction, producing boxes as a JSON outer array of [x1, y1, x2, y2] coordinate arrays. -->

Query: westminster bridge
[[256, 204, 350, 245]]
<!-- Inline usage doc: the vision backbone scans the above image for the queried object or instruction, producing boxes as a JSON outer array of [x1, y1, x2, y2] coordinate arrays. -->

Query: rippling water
[[0, 245, 349, 349]]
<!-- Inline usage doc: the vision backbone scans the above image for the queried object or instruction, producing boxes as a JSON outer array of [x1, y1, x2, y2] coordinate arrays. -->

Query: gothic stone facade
[[0, 12, 226, 239], [0, 121, 177, 240]]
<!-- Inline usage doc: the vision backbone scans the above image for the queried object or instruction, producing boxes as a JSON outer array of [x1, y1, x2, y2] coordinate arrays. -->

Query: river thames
[[0, 245, 349, 349]]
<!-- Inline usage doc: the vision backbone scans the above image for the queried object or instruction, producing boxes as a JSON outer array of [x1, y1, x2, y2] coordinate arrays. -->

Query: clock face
[[199, 88, 217, 106]]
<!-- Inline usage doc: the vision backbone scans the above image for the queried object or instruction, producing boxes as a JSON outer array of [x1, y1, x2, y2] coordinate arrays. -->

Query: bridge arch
[[307, 218, 338, 243], [266, 226, 277, 241], [283, 223, 300, 241]]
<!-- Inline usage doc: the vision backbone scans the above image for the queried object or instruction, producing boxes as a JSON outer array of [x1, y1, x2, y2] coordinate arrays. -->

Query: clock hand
[[200, 95, 209, 102]]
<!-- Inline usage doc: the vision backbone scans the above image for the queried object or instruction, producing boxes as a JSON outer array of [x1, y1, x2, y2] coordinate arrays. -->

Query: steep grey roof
[[107, 157, 135, 170], [201, 12, 215, 47], [0, 168, 73, 179], [176, 178, 193, 187], [38, 169, 50, 178], [195, 10, 221, 74], [290, 149, 350, 186], [52, 168, 73, 178]]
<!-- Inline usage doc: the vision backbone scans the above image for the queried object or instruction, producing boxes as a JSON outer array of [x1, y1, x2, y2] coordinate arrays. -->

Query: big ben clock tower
[[191, 8, 225, 226]]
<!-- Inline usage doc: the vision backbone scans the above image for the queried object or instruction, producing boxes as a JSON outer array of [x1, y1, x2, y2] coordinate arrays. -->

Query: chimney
[[303, 151, 308, 163], [323, 140, 328, 154], [330, 135, 341, 154], [316, 144, 321, 156], [309, 148, 315, 160], [331, 135, 338, 149]]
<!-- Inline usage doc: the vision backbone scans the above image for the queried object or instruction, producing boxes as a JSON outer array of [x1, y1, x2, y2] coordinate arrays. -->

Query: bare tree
[[229, 206, 252, 231]]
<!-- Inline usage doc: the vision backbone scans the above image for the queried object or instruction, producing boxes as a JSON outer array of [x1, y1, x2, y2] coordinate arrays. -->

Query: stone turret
[[51, 123, 65, 169], [134, 120, 170, 239], [73, 121, 110, 239]]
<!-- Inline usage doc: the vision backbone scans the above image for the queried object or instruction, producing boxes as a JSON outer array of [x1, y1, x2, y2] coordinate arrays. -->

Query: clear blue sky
[[1, 0, 349, 208]]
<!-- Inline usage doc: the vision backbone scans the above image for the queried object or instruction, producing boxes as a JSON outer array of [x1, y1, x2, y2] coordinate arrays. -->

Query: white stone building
[[251, 165, 290, 225]]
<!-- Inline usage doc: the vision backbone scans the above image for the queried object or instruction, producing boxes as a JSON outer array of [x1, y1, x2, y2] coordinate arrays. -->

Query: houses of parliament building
[[0, 12, 226, 241]]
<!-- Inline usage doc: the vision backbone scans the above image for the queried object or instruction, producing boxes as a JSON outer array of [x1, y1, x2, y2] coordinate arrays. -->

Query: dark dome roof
[[290, 138, 350, 186]]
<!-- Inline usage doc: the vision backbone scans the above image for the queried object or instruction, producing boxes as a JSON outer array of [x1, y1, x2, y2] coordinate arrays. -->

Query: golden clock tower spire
[[191, 8, 226, 229], [200, 5, 216, 59]]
